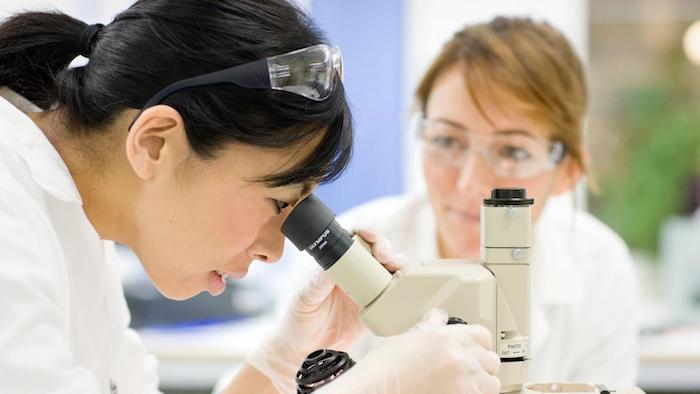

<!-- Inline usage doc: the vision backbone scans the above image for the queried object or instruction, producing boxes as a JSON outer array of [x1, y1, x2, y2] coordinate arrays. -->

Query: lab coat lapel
[[530, 194, 585, 355], [530, 300, 551, 357]]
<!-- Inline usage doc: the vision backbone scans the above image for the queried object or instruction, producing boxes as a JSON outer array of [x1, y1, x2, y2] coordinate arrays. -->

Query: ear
[[551, 154, 584, 196], [125, 105, 190, 180]]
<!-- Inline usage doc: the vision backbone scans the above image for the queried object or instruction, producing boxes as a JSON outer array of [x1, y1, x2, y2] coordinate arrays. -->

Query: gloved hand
[[319, 309, 501, 394], [247, 228, 404, 393]]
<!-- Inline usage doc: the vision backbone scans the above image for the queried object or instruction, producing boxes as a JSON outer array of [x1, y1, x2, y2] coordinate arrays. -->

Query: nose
[[456, 150, 494, 195], [248, 219, 286, 264]]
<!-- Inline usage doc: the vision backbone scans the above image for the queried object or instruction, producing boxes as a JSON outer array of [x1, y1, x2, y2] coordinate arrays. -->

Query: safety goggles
[[415, 114, 566, 179], [129, 44, 343, 129]]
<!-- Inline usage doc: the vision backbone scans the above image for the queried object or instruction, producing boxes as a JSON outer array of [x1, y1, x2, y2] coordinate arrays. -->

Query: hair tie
[[79, 23, 104, 58]]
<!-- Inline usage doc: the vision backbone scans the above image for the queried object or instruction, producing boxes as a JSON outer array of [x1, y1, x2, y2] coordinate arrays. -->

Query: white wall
[[402, 0, 589, 193], [0, 0, 132, 23]]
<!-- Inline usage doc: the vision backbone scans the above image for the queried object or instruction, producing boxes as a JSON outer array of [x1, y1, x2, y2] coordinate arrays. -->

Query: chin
[[453, 243, 480, 260], [445, 221, 479, 241], [440, 222, 478, 253], [153, 281, 200, 301]]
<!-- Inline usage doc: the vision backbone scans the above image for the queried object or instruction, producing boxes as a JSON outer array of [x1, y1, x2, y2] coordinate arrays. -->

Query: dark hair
[[0, 0, 352, 186]]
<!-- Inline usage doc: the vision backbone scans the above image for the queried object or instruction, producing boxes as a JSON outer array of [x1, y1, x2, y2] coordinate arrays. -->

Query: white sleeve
[[0, 195, 102, 393], [569, 242, 640, 387], [111, 328, 161, 394], [103, 242, 161, 394]]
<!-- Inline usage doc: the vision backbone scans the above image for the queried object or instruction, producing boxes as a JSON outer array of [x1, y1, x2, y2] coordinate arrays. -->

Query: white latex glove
[[319, 309, 501, 394], [247, 228, 404, 393]]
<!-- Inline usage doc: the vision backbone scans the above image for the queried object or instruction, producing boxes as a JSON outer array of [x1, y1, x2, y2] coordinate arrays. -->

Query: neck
[[28, 111, 138, 245]]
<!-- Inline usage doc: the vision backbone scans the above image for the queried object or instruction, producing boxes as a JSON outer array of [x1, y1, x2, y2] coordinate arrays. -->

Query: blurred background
[[2, 1, 699, 393]]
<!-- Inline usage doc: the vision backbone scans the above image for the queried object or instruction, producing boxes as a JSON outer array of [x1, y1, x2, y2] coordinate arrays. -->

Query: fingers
[[355, 228, 391, 259], [391, 253, 408, 266], [446, 323, 493, 351], [411, 311, 494, 353], [458, 333, 500, 393], [412, 308, 449, 330], [379, 258, 403, 274], [354, 227, 379, 243], [442, 323, 499, 375], [465, 324, 493, 351], [297, 270, 335, 306], [371, 236, 393, 263], [355, 228, 406, 273], [474, 348, 501, 375], [476, 372, 502, 394]]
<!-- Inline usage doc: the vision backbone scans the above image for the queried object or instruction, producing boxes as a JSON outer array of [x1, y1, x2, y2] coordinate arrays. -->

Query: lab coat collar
[[0, 94, 82, 203]]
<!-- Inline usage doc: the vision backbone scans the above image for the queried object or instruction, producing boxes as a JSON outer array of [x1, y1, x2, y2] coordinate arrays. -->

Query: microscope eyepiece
[[484, 188, 534, 206], [282, 194, 353, 270], [283, 194, 393, 308]]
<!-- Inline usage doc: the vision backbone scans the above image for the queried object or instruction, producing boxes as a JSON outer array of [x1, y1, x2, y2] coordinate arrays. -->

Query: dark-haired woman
[[0, 1, 499, 393]]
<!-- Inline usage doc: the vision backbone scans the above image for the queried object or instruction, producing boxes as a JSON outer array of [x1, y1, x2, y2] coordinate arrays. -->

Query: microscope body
[[330, 200, 531, 393], [283, 189, 532, 393], [286, 191, 619, 394]]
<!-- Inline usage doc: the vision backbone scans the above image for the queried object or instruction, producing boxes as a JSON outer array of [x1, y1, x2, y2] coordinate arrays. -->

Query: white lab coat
[[283, 193, 640, 387], [0, 92, 160, 393]]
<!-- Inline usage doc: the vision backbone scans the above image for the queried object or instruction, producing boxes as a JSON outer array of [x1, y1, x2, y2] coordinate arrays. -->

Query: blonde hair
[[416, 16, 588, 174]]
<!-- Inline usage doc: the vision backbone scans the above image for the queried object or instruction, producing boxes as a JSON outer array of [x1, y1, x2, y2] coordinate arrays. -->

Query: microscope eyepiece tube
[[282, 194, 353, 269], [282, 194, 393, 308]]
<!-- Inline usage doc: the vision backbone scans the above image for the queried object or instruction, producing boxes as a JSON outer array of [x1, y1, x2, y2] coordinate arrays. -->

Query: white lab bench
[[638, 329, 700, 392]]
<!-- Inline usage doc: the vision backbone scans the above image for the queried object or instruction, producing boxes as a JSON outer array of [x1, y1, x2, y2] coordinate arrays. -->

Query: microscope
[[283, 189, 612, 394]]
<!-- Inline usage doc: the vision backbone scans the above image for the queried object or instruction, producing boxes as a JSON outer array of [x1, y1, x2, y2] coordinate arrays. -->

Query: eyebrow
[[493, 129, 538, 138], [431, 117, 538, 138], [432, 117, 469, 130]]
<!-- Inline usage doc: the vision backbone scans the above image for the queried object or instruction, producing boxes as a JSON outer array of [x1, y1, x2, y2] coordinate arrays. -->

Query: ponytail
[[0, 12, 88, 110]]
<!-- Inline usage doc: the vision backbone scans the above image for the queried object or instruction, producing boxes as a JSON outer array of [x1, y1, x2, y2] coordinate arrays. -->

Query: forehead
[[203, 136, 321, 190], [425, 65, 550, 138]]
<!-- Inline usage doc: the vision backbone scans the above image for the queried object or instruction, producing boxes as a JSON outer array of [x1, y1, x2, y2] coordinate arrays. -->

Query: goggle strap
[[142, 58, 270, 109]]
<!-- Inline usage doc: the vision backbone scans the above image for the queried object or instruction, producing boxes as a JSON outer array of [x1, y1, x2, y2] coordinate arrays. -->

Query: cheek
[[510, 175, 555, 219], [156, 185, 264, 263], [423, 156, 457, 197], [212, 203, 269, 254]]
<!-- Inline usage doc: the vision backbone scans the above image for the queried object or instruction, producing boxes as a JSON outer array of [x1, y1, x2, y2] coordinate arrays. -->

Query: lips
[[215, 269, 247, 280], [446, 207, 480, 224], [207, 271, 227, 296], [207, 268, 248, 296]]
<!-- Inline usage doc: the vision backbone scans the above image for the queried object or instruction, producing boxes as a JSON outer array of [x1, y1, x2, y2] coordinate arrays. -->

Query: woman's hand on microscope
[[246, 227, 403, 393], [320, 309, 502, 394]]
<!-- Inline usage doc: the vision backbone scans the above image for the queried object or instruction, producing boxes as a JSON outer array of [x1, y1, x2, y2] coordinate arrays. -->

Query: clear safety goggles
[[415, 114, 566, 179], [130, 44, 343, 129]]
